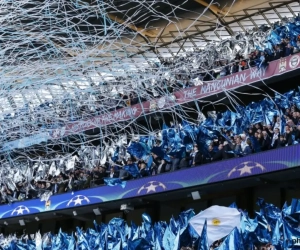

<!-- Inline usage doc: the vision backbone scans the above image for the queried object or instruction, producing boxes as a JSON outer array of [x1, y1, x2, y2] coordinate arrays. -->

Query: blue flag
[[217, 227, 244, 250], [103, 178, 126, 188], [198, 219, 209, 250], [162, 226, 176, 250], [256, 198, 281, 231], [128, 238, 152, 250], [27, 240, 36, 250], [124, 163, 140, 178], [240, 212, 257, 246], [290, 198, 300, 214], [16, 241, 27, 250], [76, 227, 90, 250], [283, 218, 300, 248], [67, 233, 76, 250], [178, 209, 195, 230], [146, 155, 153, 170], [271, 219, 282, 248]]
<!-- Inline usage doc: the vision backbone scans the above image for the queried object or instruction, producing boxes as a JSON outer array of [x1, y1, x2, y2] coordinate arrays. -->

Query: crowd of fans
[[201, 37, 298, 81], [4, 32, 300, 140], [1, 98, 299, 205], [2, 28, 300, 205], [95, 36, 300, 112]]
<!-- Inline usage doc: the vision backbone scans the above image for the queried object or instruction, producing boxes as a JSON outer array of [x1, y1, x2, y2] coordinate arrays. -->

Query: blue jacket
[[243, 146, 252, 155]]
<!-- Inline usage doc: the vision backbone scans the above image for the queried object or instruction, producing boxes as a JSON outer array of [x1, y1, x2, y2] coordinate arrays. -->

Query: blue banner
[[1, 132, 51, 152]]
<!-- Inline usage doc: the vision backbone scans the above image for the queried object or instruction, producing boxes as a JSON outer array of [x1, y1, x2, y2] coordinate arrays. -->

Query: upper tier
[[3, 54, 300, 152]]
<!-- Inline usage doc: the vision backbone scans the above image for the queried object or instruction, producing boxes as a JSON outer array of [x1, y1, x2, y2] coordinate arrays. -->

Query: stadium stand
[[1, 0, 300, 249]]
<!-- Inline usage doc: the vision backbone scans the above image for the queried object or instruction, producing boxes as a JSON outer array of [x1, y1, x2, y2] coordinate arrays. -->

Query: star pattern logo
[[67, 195, 90, 207], [137, 181, 167, 194], [11, 205, 30, 215], [228, 161, 266, 177]]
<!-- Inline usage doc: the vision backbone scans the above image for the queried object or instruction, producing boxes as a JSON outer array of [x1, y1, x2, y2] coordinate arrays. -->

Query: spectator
[[213, 144, 227, 161], [139, 163, 149, 177], [232, 136, 242, 156], [156, 159, 167, 174], [242, 139, 253, 155], [258, 52, 267, 68], [107, 167, 119, 178], [273, 117, 281, 133], [240, 134, 248, 152], [261, 131, 271, 151], [294, 125, 300, 142], [179, 149, 192, 169], [292, 112, 299, 125], [285, 43, 294, 57], [273, 45, 281, 60], [270, 128, 280, 149], [190, 145, 203, 167], [204, 145, 215, 163], [283, 125, 293, 146], [169, 153, 180, 172], [277, 135, 286, 148]]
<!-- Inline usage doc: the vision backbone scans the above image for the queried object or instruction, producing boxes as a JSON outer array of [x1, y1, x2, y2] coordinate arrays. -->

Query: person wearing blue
[[273, 45, 281, 60], [189, 145, 202, 167], [169, 150, 181, 171], [139, 163, 150, 177], [107, 167, 119, 179], [296, 125, 300, 142], [242, 139, 253, 155], [258, 51, 267, 68], [123, 158, 140, 179], [270, 128, 280, 149], [284, 43, 294, 57]]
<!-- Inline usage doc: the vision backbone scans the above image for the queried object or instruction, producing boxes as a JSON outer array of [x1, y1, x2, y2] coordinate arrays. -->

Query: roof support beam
[[130, 0, 295, 57], [193, 0, 234, 36], [107, 14, 157, 38], [193, 0, 229, 16]]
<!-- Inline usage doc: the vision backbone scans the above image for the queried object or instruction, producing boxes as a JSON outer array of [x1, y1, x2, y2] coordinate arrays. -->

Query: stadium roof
[[0, 0, 298, 143]]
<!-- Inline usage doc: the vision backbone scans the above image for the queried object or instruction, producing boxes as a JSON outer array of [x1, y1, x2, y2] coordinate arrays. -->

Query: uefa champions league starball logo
[[11, 205, 30, 216], [66, 195, 90, 207], [137, 181, 167, 195], [228, 161, 266, 178]]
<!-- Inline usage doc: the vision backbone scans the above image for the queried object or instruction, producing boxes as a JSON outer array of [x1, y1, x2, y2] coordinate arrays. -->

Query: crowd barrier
[[0, 143, 299, 220]]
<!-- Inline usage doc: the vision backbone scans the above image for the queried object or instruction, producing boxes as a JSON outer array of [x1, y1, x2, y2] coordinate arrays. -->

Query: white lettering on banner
[[183, 87, 197, 99], [200, 73, 247, 95], [69, 106, 139, 133], [100, 106, 139, 123], [69, 119, 94, 134], [249, 67, 267, 80]]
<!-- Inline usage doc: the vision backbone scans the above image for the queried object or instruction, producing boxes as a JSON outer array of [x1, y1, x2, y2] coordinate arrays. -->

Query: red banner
[[57, 54, 300, 138]]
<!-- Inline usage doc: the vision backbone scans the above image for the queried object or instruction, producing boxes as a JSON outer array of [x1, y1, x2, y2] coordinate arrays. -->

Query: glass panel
[[289, 3, 300, 12], [101, 72, 115, 81], [61, 81, 77, 91], [0, 98, 13, 113], [48, 85, 65, 99], [22, 91, 40, 108], [89, 74, 102, 85], [37, 89, 53, 102], [73, 80, 90, 90], [13, 94, 25, 108]]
